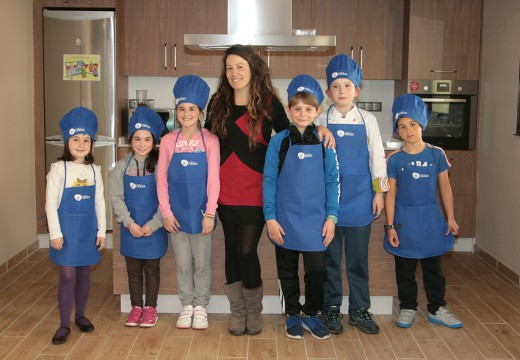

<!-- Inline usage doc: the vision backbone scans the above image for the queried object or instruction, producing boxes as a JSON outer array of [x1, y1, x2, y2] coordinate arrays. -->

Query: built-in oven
[[397, 80, 478, 150]]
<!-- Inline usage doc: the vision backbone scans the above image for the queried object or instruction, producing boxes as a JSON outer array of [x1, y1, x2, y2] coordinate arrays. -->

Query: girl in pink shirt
[[157, 75, 220, 330]]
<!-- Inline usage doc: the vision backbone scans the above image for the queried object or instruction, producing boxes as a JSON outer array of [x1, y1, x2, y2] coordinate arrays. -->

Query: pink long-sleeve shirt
[[156, 128, 220, 218]]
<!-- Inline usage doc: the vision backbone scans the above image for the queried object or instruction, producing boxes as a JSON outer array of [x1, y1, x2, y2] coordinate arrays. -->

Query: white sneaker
[[428, 307, 463, 329], [192, 306, 208, 330], [176, 305, 193, 329], [396, 309, 416, 328]]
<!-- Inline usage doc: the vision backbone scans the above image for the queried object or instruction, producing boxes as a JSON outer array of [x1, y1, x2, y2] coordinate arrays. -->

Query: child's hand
[[316, 125, 336, 149], [446, 219, 459, 236], [201, 216, 215, 235], [50, 237, 64, 250], [373, 192, 384, 219], [266, 219, 285, 245], [322, 219, 335, 246], [128, 223, 143, 237], [141, 224, 153, 237], [96, 237, 106, 251], [386, 229, 399, 247], [164, 215, 180, 233]]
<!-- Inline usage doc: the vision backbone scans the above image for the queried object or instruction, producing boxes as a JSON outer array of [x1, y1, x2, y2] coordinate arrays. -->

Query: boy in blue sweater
[[263, 74, 339, 340]]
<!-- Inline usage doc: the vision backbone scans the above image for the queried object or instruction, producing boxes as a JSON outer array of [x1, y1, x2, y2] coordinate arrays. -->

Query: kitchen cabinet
[[268, 0, 403, 80], [41, 0, 115, 7], [404, 0, 482, 80], [122, 0, 226, 77]]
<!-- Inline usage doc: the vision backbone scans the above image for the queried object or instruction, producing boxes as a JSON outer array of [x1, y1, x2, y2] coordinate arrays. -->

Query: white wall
[[476, 0, 520, 273], [0, 0, 37, 264]]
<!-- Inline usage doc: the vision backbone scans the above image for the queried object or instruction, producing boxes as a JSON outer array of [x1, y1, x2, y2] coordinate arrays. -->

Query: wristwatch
[[384, 224, 400, 232]]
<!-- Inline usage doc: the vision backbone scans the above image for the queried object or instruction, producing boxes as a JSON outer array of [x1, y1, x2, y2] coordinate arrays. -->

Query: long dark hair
[[58, 140, 94, 164], [208, 44, 280, 149], [129, 133, 159, 173]]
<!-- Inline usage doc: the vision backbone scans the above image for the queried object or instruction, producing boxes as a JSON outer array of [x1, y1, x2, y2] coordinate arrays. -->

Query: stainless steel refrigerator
[[43, 10, 116, 229]]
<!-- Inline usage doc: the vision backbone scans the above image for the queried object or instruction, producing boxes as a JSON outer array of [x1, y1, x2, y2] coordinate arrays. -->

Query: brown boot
[[223, 281, 246, 336], [243, 283, 263, 335]]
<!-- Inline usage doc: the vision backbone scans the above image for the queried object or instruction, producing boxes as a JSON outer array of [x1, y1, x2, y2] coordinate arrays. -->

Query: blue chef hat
[[173, 75, 210, 110], [326, 54, 363, 88], [129, 107, 166, 141], [59, 106, 98, 141], [392, 94, 429, 133], [287, 74, 324, 105]]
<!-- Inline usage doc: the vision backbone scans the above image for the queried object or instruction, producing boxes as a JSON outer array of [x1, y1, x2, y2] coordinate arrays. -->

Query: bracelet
[[326, 215, 338, 224], [201, 210, 215, 218]]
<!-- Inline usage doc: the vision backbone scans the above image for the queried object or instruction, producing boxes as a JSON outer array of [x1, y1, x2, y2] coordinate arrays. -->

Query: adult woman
[[205, 44, 333, 336]]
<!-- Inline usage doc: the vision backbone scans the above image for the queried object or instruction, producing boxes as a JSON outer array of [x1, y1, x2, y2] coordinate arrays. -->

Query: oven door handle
[[422, 98, 467, 103]]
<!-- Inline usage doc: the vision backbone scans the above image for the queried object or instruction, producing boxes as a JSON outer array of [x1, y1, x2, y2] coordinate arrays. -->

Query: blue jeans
[[324, 225, 371, 313]]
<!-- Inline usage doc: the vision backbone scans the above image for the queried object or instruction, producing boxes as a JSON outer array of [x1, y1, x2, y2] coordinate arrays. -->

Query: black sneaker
[[348, 308, 379, 334], [324, 305, 344, 334]]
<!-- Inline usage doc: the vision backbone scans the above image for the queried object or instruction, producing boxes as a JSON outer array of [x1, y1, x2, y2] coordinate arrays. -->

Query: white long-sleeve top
[[315, 105, 388, 190], [45, 161, 106, 240]]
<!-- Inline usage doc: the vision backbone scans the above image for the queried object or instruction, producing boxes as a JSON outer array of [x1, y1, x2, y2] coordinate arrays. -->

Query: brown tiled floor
[[1, 249, 520, 359]]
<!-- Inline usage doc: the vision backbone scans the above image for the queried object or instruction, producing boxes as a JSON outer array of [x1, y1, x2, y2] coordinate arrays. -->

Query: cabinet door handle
[[350, 46, 354, 60], [65, 0, 92, 3], [164, 43, 168, 70], [359, 47, 363, 70], [174, 44, 177, 70], [430, 70, 458, 73]]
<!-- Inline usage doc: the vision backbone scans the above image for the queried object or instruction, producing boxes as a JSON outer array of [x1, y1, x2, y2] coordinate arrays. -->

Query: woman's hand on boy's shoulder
[[316, 125, 336, 149]]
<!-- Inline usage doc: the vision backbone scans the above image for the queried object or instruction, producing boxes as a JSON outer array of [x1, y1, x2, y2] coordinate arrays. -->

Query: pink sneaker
[[140, 306, 158, 327], [125, 306, 143, 327]]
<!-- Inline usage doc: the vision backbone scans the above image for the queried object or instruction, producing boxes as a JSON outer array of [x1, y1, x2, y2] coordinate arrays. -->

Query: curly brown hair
[[208, 44, 281, 149]]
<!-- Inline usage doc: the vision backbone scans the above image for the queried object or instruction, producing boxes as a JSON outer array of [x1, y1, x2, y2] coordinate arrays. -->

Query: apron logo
[[74, 194, 91, 201], [181, 159, 198, 166], [297, 152, 313, 160], [412, 172, 429, 179], [129, 182, 146, 189], [336, 130, 354, 137]]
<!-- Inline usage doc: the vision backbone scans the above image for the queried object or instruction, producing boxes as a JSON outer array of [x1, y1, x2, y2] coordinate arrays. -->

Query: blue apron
[[120, 155, 168, 259], [50, 162, 100, 266], [384, 147, 454, 258], [275, 136, 326, 251], [326, 106, 375, 227], [168, 130, 215, 235]]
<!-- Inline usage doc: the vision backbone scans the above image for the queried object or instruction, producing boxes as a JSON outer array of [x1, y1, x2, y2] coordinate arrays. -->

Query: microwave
[[396, 80, 478, 150], [123, 108, 173, 141]]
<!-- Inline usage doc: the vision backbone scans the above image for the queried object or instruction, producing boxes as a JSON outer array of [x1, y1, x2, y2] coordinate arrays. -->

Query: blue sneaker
[[285, 314, 304, 339], [348, 308, 380, 334], [324, 305, 344, 334], [302, 315, 330, 340]]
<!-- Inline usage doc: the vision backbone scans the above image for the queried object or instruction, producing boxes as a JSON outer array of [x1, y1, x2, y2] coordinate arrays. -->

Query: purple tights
[[58, 266, 91, 329]]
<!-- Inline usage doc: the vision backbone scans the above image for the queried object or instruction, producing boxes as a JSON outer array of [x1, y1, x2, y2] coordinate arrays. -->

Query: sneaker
[[285, 314, 304, 340], [348, 308, 380, 334], [324, 305, 344, 334], [396, 309, 416, 328], [125, 306, 143, 327], [302, 315, 330, 340], [176, 305, 194, 329], [428, 307, 463, 329], [140, 306, 158, 327], [192, 306, 208, 330]]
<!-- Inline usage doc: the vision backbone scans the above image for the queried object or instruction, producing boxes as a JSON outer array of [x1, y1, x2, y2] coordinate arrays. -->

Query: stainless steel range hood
[[184, 0, 336, 51]]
